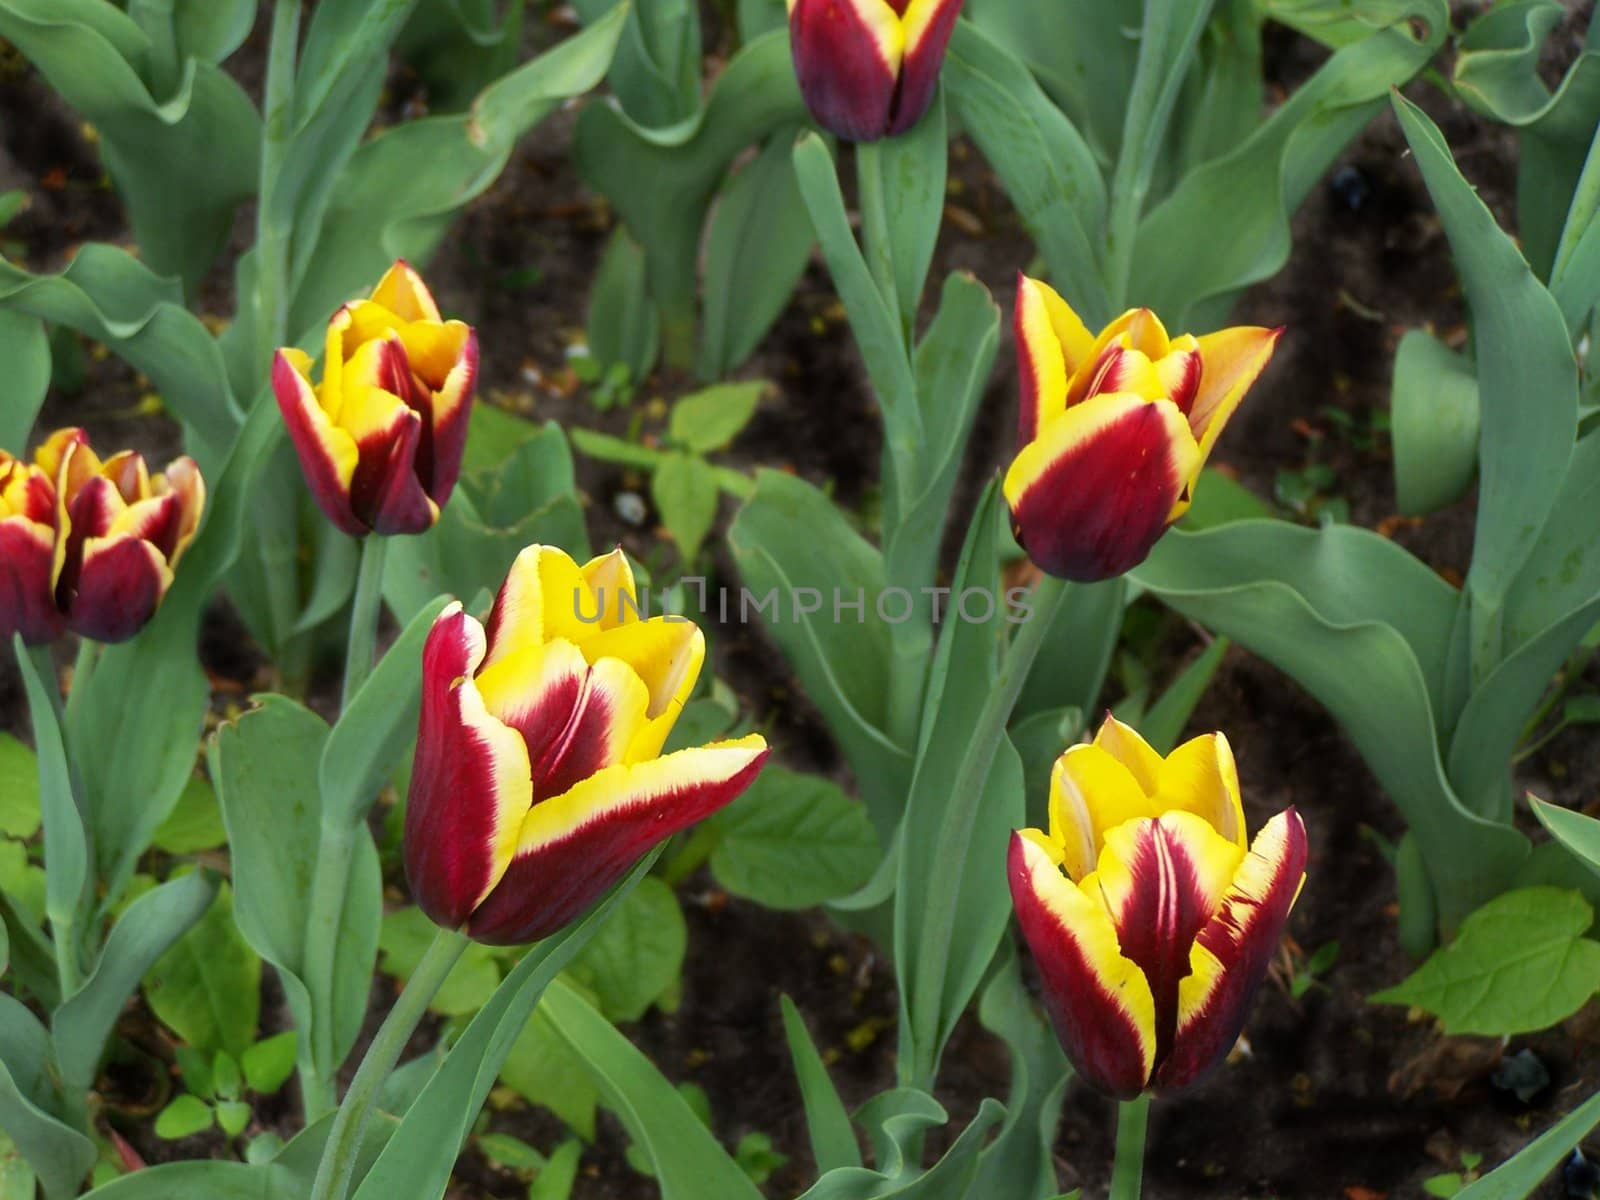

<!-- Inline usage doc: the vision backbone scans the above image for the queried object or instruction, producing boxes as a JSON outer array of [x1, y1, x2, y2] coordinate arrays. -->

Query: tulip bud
[[788, 0, 963, 142], [0, 428, 205, 646], [1006, 276, 1281, 581], [405, 545, 769, 944], [273, 260, 478, 537], [1008, 714, 1307, 1098]]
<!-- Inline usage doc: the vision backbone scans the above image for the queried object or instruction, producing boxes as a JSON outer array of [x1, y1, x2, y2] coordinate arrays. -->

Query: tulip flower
[[273, 260, 478, 537], [405, 544, 770, 944], [0, 428, 205, 646], [787, 0, 963, 142], [1008, 715, 1307, 1099], [1005, 276, 1281, 582]]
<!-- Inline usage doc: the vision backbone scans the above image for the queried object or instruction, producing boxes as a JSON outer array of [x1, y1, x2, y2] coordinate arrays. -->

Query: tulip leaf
[[973, 947, 1069, 1200], [708, 767, 880, 909], [1134, 1, 1444, 328], [289, 5, 627, 340], [1394, 94, 1579, 678], [1012, 578, 1124, 724], [0, 311, 48, 456], [0, 1128, 35, 1199], [586, 227, 661, 384], [566, 876, 685, 1023], [697, 132, 814, 380], [1140, 634, 1231, 755], [349, 855, 656, 1200], [779, 994, 861, 1173], [54, 869, 217, 1092], [1455, 1075, 1600, 1199], [0, 1053, 94, 1200], [796, 1092, 1007, 1199], [499, 1002, 600, 1141], [543, 976, 763, 1200], [944, 20, 1110, 326], [142, 882, 261, 1060], [1391, 329, 1481, 517], [1504, 428, 1600, 651], [1371, 887, 1600, 1036], [573, 30, 807, 368], [0, 245, 240, 461], [0, 0, 260, 294], [320, 594, 451, 830], [728, 470, 912, 836], [13, 640, 85, 946], [1530, 797, 1600, 878], [870, 90, 947, 338], [651, 452, 720, 563]]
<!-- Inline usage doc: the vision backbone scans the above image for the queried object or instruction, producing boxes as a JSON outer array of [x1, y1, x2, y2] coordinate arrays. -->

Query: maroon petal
[[886, 0, 963, 135], [64, 535, 167, 643], [789, 0, 901, 142], [0, 519, 65, 646]]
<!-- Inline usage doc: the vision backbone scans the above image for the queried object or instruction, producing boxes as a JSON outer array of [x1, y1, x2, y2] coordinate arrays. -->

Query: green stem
[[308, 926, 469, 1200], [855, 140, 901, 340], [342, 536, 389, 711], [1109, 1095, 1151, 1200], [23, 642, 84, 997], [255, 0, 302, 384], [906, 573, 1070, 1086], [302, 818, 354, 1120]]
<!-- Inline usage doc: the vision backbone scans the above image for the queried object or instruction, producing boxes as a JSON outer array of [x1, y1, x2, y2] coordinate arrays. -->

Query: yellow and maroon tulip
[[273, 260, 477, 537], [0, 428, 205, 646], [1008, 715, 1307, 1099], [405, 544, 769, 945], [1006, 276, 1281, 582], [787, 0, 963, 142]]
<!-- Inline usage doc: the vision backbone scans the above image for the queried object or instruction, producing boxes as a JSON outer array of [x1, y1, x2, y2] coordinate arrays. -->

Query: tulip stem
[[1109, 1095, 1150, 1200], [308, 925, 469, 1200], [905, 572, 1069, 1087], [342, 535, 389, 712], [302, 818, 354, 1120]]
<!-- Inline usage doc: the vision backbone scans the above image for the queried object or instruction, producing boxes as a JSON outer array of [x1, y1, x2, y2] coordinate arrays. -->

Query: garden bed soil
[[2, 6, 1599, 1198]]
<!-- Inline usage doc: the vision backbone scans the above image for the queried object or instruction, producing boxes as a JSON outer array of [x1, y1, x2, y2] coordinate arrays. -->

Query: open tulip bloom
[[1006, 277, 1281, 582], [0, 427, 205, 646], [1008, 716, 1306, 1100], [406, 545, 770, 945], [273, 260, 477, 537], [787, 0, 963, 142]]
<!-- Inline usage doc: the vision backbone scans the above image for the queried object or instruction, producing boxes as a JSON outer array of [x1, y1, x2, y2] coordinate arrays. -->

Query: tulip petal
[[1092, 811, 1243, 1062], [0, 460, 56, 525], [1015, 275, 1094, 444], [1092, 713, 1164, 795], [579, 549, 639, 631], [361, 408, 439, 536], [1156, 808, 1308, 1092], [889, 0, 962, 135], [0, 518, 64, 646], [790, 0, 904, 142], [1189, 326, 1282, 457], [157, 457, 206, 567], [1156, 732, 1247, 849], [1049, 745, 1157, 881], [405, 604, 535, 929], [467, 735, 769, 944], [65, 534, 171, 644], [1004, 392, 1201, 582], [416, 324, 476, 507], [370, 259, 442, 324], [1155, 339, 1202, 414], [272, 350, 365, 536], [483, 546, 599, 669], [1008, 833, 1156, 1099], [31, 428, 87, 487], [1083, 347, 1166, 404]]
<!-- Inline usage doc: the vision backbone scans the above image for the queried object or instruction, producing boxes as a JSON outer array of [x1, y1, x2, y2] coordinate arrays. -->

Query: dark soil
[[2, 6, 1599, 1200]]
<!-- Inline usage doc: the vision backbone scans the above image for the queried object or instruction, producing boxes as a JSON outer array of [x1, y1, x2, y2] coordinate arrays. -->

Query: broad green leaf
[[0, 733, 39, 839], [1391, 330, 1481, 516], [944, 20, 1110, 325], [499, 1004, 600, 1140], [154, 1094, 214, 1140], [0, 311, 47, 454], [149, 773, 227, 855], [143, 883, 261, 1059], [1456, 1078, 1600, 1199], [1371, 887, 1600, 1035], [529, 1139, 582, 1200], [241, 1032, 298, 1096], [779, 995, 860, 1173], [378, 906, 501, 1017], [697, 134, 813, 379], [728, 470, 911, 836], [708, 767, 879, 909], [1395, 94, 1579, 674], [669, 382, 766, 454], [55, 870, 217, 1092], [1135, 3, 1445, 328], [349, 858, 655, 1200], [651, 452, 720, 562], [543, 977, 763, 1200], [567, 876, 685, 1022], [586, 226, 660, 384]]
